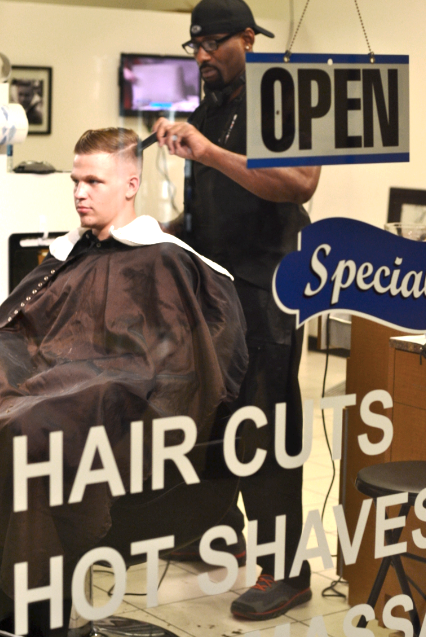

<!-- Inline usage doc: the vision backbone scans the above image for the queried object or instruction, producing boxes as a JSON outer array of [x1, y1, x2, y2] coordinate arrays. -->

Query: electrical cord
[[320, 314, 334, 523], [320, 314, 348, 599], [321, 576, 347, 599]]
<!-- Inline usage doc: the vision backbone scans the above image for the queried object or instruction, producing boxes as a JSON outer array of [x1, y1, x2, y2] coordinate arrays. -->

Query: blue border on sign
[[247, 153, 410, 168], [246, 53, 409, 64]]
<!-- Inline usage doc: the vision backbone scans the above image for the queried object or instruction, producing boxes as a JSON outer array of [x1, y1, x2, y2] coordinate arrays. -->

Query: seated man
[[0, 127, 248, 636]]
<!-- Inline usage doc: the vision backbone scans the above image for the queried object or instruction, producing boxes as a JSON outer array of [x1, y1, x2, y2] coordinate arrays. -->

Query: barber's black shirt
[[186, 88, 310, 291]]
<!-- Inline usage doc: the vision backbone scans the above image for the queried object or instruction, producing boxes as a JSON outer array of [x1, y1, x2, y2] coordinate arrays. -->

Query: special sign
[[273, 218, 426, 333], [246, 53, 409, 168]]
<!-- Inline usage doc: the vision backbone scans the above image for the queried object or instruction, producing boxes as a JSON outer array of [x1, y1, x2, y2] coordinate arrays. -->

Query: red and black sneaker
[[231, 574, 312, 620]]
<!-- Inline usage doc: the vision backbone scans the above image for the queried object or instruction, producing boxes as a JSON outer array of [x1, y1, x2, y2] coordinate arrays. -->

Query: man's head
[[16, 81, 35, 111], [189, 0, 274, 39], [74, 127, 142, 171], [183, 0, 274, 90], [71, 127, 142, 240]]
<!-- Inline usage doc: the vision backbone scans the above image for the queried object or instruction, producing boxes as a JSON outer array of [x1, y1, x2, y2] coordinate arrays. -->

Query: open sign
[[246, 53, 409, 168]]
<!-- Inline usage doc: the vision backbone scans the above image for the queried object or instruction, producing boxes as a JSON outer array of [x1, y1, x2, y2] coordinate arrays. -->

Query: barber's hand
[[153, 118, 212, 162], [159, 213, 184, 238]]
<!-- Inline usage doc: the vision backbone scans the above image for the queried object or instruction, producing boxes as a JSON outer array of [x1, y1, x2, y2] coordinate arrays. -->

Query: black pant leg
[[238, 336, 309, 587]]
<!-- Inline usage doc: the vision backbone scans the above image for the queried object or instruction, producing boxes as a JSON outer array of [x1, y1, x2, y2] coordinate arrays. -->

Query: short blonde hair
[[74, 127, 141, 165]]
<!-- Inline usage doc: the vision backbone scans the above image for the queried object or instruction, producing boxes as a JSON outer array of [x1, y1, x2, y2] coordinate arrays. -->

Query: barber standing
[[154, 0, 321, 621]]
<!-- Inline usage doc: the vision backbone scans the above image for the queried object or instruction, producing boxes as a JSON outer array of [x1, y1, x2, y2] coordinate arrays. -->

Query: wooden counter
[[341, 317, 426, 619]]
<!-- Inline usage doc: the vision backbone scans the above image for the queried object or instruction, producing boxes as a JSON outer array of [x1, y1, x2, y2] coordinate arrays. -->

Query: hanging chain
[[353, 0, 375, 62], [284, 0, 375, 63], [284, 0, 311, 62]]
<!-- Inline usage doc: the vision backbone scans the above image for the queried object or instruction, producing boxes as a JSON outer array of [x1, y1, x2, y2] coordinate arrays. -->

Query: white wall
[[1, 0, 426, 228], [0, 0, 285, 221], [293, 0, 426, 226]]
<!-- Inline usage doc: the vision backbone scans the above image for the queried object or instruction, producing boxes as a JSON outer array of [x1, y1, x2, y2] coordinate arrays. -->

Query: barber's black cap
[[188, 0, 275, 39]]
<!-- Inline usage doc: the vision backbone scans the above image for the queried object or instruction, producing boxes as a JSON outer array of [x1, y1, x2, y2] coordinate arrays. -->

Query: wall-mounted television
[[119, 53, 201, 118]]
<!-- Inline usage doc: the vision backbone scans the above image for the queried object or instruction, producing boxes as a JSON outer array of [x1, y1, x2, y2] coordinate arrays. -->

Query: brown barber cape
[[0, 233, 248, 596]]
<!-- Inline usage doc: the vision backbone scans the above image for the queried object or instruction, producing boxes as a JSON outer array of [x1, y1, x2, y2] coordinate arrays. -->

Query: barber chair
[[68, 437, 243, 637], [355, 461, 426, 636]]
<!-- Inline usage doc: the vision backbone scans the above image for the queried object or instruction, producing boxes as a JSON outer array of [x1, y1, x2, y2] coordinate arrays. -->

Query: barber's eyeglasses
[[182, 33, 237, 55]]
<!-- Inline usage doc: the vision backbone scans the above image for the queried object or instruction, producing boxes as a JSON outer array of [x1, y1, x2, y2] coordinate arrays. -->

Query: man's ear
[[126, 174, 140, 199], [242, 28, 255, 50]]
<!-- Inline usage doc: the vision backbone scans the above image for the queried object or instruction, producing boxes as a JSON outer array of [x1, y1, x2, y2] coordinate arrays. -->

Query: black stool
[[355, 461, 426, 636]]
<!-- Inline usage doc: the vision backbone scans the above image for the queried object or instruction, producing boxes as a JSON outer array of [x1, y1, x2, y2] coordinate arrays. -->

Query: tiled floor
[[91, 347, 396, 637]]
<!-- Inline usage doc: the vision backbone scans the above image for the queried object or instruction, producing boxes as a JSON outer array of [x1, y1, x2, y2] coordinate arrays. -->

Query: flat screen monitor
[[119, 54, 201, 118]]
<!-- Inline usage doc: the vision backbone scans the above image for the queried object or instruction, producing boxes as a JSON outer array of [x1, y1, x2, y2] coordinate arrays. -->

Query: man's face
[[17, 85, 34, 110], [71, 152, 136, 240], [194, 32, 247, 90]]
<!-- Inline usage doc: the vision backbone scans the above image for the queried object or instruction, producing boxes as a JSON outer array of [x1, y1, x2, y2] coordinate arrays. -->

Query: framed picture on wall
[[387, 187, 426, 224], [9, 66, 52, 134]]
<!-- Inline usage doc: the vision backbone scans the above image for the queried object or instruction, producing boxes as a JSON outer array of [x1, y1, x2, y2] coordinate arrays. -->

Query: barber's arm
[[153, 118, 321, 205]]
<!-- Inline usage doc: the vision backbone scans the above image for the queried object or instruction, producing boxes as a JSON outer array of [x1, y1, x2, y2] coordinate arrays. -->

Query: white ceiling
[[4, 0, 286, 20]]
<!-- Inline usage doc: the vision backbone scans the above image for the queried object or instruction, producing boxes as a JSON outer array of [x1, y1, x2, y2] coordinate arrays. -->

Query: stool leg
[[356, 555, 393, 628], [357, 502, 412, 630], [391, 554, 421, 636]]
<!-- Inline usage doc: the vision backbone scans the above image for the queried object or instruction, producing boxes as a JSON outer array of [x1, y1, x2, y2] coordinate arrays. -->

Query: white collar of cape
[[49, 215, 233, 280]]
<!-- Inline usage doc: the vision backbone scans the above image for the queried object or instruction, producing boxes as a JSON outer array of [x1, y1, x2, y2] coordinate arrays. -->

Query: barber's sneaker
[[231, 574, 312, 620], [170, 532, 246, 567]]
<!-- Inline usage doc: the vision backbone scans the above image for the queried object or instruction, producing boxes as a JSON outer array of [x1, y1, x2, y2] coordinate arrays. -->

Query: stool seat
[[356, 461, 426, 504]]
